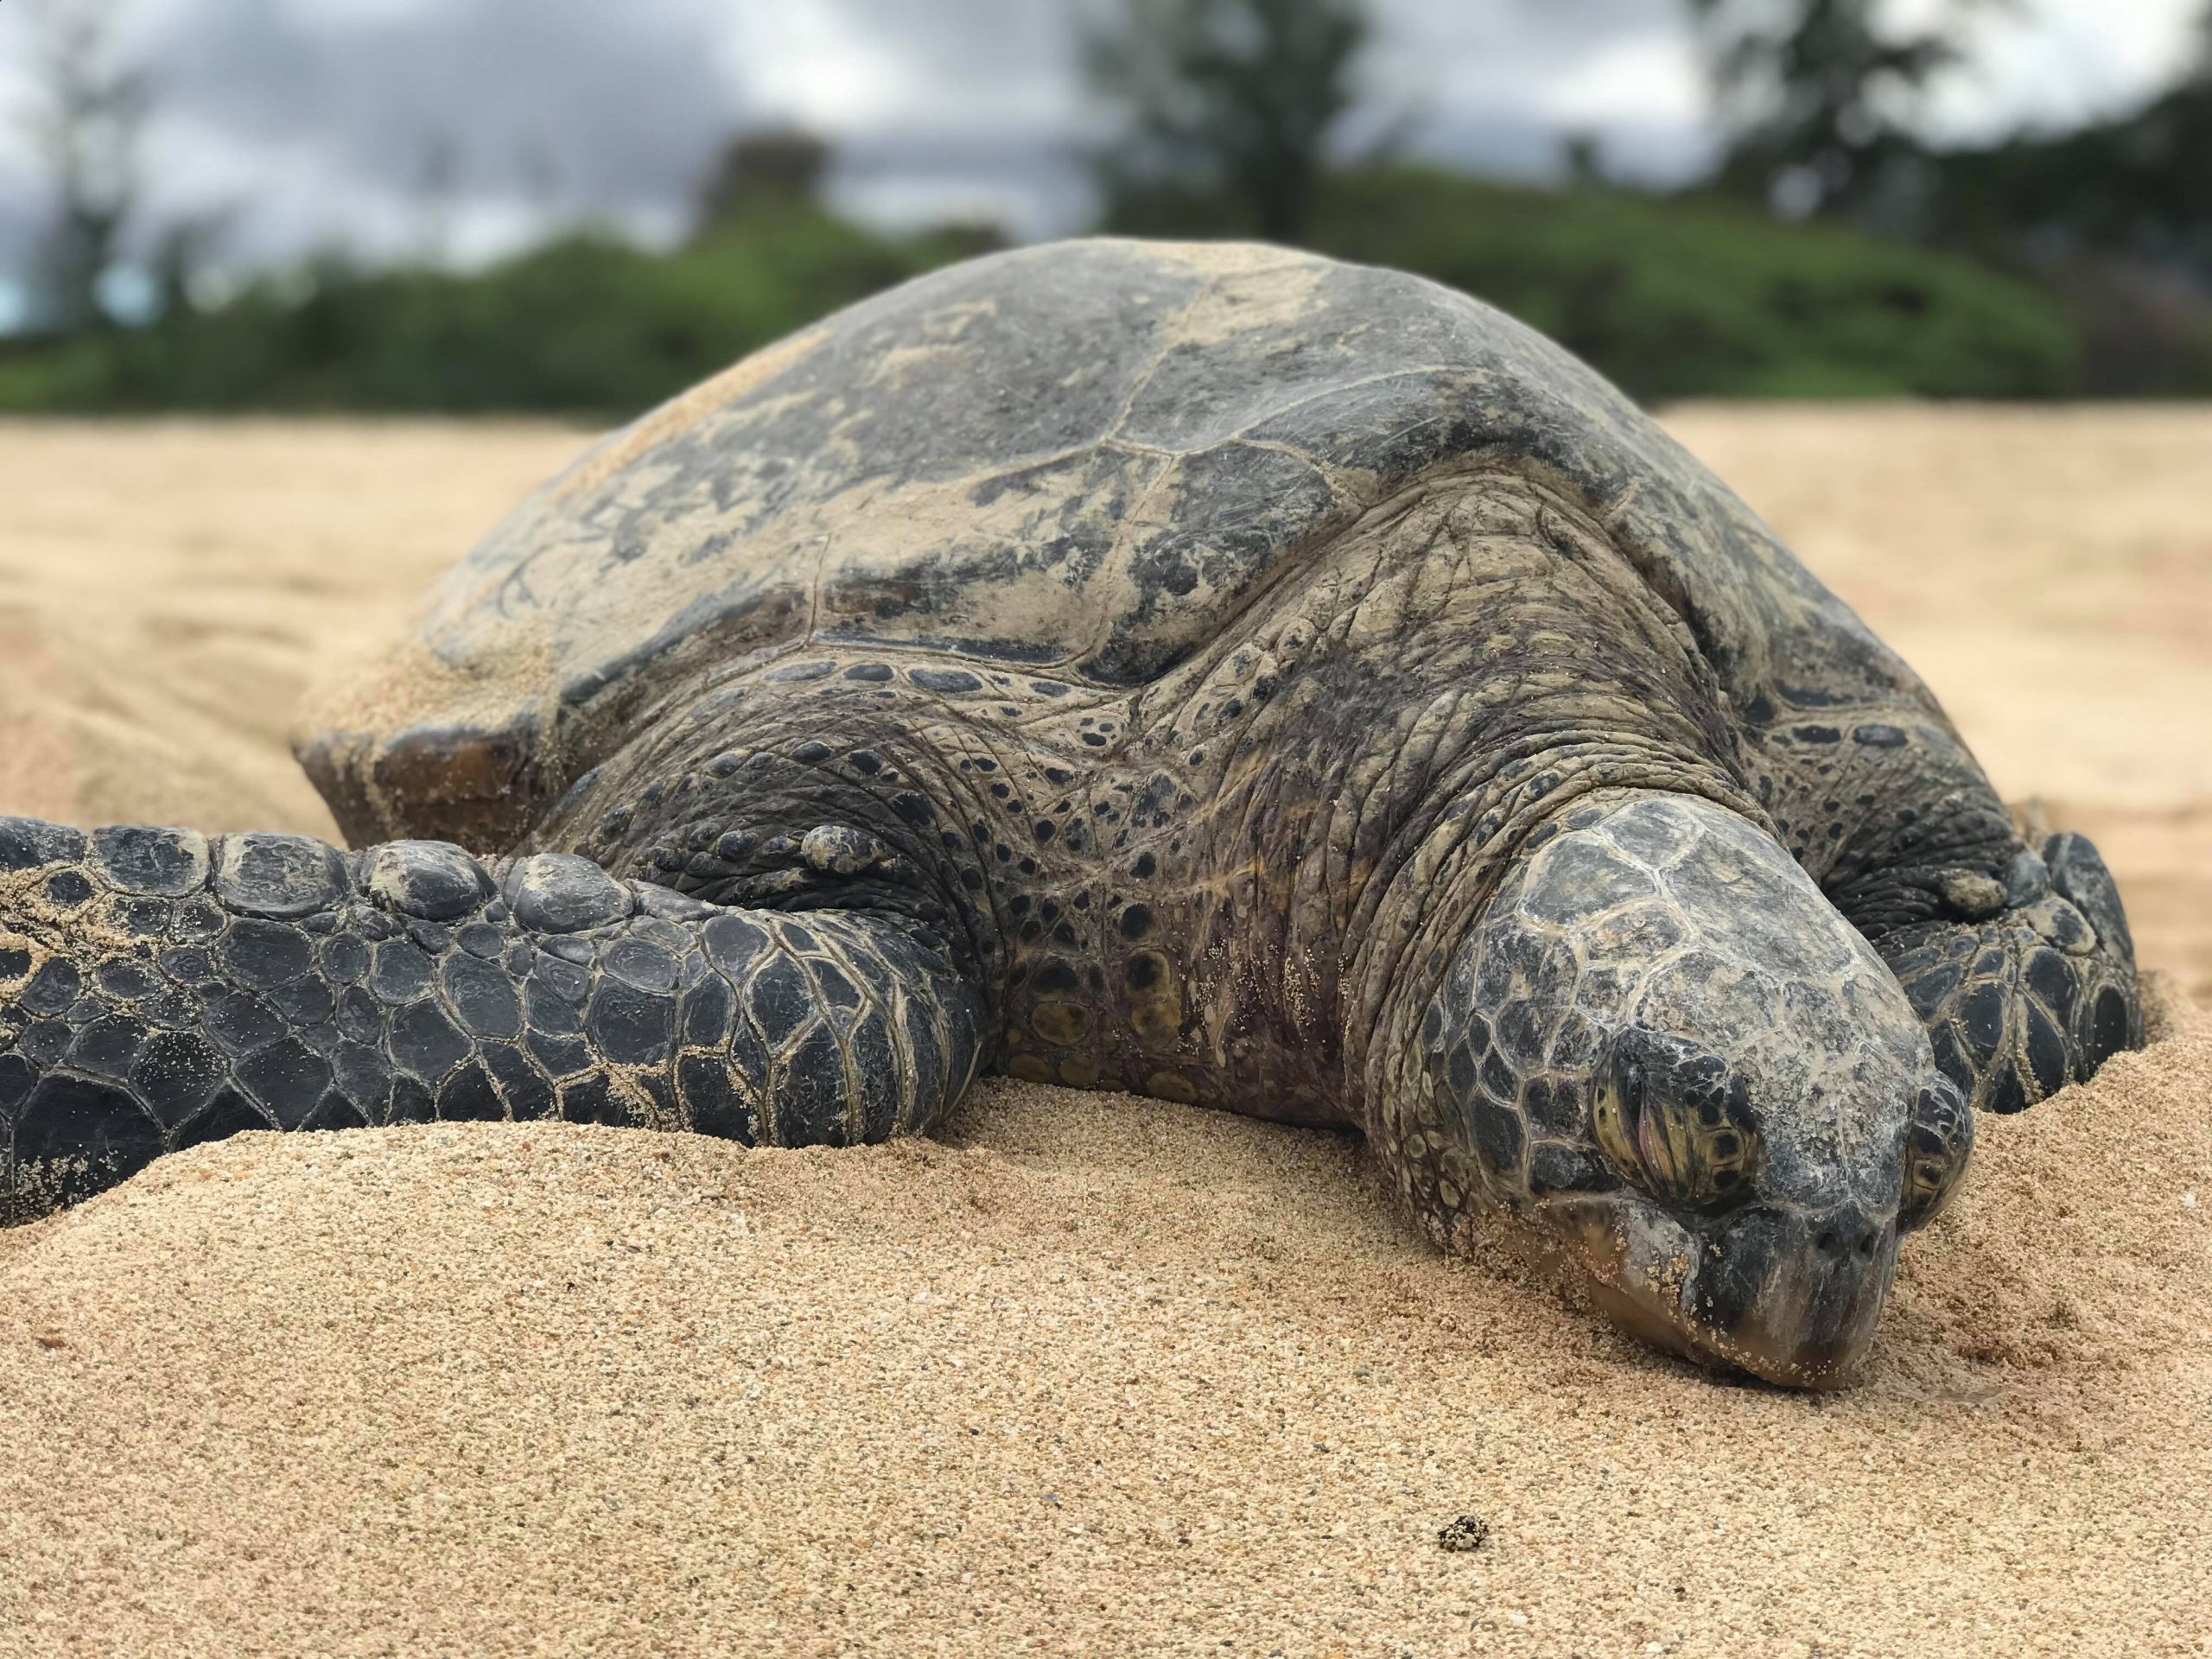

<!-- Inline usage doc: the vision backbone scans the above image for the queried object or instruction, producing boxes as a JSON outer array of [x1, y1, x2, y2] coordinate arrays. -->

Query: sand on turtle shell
[[0, 410, 2208, 1656]]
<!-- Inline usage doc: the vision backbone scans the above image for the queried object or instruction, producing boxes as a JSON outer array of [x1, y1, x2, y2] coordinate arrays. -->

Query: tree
[[694, 128, 832, 237], [19, 0, 148, 333], [412, 131, 462, 267], [1920, 35, 2212, 279], [149, 211, 230, 324], [1560, 131, 1608, 193], [1686, 0, 1980, 223], [1083, 0, 1371, 245]]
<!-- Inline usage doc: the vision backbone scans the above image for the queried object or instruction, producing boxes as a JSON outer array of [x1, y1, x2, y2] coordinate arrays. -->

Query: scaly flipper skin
[[1850, 830, 2141, 1115], [0, 819, 984, 1222], [1747, 702, 2143, 1113]]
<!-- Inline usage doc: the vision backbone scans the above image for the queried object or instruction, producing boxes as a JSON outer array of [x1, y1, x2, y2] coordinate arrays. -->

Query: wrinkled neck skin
[[1379, 790, 1967, 1388], [1111, 465, 1765, 1124], [527, 671, 1014, 991]]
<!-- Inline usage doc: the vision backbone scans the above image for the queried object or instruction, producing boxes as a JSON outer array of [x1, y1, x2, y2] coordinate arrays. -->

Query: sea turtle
[[0, 239, 2141, 1385]]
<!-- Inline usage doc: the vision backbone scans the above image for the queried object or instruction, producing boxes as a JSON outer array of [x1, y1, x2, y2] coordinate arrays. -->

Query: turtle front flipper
[[0, 817, 988, 1223], [1751, 704, 2142, 1114], [1867, 832, 2142, 1115]]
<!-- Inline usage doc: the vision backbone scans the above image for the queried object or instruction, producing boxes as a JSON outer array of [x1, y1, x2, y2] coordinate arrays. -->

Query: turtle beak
[[1678, 1205, 1898, 1386], [1567, 1199, 1899, 1389]]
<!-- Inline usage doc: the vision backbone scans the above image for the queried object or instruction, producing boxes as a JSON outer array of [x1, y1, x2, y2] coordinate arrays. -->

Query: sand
[[1, 409, 2208, 1656]]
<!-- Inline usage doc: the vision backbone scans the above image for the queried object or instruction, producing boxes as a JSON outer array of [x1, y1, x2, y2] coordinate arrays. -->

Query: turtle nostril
[[1811, 1226, 1885, 1262]]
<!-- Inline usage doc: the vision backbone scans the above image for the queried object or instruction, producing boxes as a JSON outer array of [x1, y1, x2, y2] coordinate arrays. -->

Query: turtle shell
[[301, 238, 1922, 849]]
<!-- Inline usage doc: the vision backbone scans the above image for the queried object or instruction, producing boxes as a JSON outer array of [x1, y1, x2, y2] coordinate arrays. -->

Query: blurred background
[[0, 0, 2206, 415]]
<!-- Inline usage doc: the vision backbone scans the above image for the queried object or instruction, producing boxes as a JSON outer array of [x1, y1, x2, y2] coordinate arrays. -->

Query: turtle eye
[[1899, 1076, 1973, 1233], [1592, 1028, 1762, 1211]]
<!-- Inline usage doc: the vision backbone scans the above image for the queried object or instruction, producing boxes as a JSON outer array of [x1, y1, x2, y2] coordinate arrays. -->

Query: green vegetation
[[1301, 168, 2082, 400], [0, 172, 2092, 416], [0, 208, 997, 417]]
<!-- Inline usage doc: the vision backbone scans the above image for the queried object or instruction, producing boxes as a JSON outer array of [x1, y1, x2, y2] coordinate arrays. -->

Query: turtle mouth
[[1551, 1195, 1898, 1389]]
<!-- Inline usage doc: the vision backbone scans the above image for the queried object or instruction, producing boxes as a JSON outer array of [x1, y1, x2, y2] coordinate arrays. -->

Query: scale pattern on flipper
[[1882, 832, 2141, 1115], [0, 820, 984, 1222]]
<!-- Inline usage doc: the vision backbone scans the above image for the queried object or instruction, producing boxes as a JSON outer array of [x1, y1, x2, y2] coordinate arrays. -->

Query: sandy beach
[[1, 410, 2207, 1656]]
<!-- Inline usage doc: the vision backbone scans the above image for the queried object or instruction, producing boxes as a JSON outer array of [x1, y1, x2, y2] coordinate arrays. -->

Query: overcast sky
[[0, 0, 2200, 319]]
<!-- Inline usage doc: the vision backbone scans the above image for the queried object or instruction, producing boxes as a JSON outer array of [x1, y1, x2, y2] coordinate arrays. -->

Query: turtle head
[[1421, 791, 1969, 1388]]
